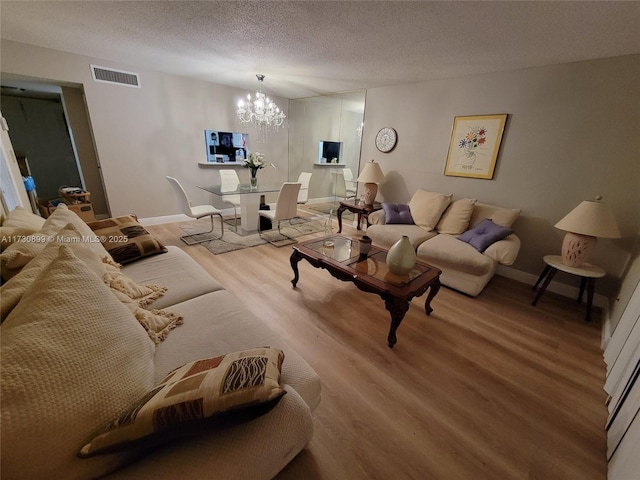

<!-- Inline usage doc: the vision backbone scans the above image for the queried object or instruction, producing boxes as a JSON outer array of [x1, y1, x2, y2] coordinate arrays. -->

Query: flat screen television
[[204, 130, 249, 164], [318, 141, 343, 164]]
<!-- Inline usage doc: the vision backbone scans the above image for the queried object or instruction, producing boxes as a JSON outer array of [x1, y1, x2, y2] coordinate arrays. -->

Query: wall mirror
[[288, 90, 366, 208]]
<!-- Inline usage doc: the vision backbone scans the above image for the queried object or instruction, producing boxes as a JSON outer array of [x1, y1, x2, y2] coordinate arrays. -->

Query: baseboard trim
[[139, 208, 236, 226]]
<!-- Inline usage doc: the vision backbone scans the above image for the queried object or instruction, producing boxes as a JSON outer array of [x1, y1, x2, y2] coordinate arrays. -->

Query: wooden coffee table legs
[[384, 279, 441, 347], [385, 297, 410, 348]]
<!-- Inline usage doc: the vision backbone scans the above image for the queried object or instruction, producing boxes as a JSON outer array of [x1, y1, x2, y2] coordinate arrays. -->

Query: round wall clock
[[375, 127, 397, 153]]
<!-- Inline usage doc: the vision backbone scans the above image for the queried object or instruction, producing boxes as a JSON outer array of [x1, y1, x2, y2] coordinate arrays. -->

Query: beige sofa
[[1, 205, 320, 480], [366, 190, 521, 296]]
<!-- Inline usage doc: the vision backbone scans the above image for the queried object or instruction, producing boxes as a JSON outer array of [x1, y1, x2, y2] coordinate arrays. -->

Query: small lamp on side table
[[554, 195, 620, 268], [357, 160, 385, 207]]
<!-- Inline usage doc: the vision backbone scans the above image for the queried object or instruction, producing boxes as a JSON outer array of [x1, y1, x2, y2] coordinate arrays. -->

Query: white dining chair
[[258, 182, 302, 243], [166, 176, 224, 243], [219, 169, 241, 231], [333, 171, 357, 200], [343, 168, 358, 199], [297, 172, 312, 204]]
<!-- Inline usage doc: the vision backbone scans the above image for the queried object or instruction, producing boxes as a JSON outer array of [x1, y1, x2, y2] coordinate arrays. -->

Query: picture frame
[[444, 114, 508, 179]]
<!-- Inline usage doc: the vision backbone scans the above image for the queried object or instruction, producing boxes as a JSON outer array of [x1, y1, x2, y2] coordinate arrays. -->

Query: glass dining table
[[197, 183, 282, 235]]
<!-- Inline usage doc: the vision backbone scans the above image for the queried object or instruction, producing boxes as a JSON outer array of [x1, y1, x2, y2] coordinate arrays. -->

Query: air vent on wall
[[91, 65, 141, 88]]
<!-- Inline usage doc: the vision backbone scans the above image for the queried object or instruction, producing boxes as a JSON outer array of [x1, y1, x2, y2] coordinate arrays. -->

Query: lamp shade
[[357, 160, 385, 184], [554, 199, 621, 238]]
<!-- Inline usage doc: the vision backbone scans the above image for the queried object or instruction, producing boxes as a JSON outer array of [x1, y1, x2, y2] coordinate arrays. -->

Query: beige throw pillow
[[469, 202, 521, 228], [0, 206, 46, 250], [1, 246, 155, 480], [79, 347, 286, 457], [0, 223, 108, 321], [436, 198, 477, 235], [0, 203, 109, 280], [408, 190, 453, 231]]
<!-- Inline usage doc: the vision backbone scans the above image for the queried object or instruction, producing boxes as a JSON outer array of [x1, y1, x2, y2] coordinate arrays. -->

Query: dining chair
[[166, 176, 224, 244], [297, 172, 312, 204], [333, 171, 357, 200], [258, 182, 302, 243], [343, 168, 358, 199], [219, 169, 241, 231]]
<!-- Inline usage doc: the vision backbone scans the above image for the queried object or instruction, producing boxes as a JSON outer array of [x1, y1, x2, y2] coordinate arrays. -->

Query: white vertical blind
[[606, 277, 640, 478]]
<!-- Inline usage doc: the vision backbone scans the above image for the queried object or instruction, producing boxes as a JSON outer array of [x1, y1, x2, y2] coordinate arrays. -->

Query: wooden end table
[[532, 254, 606, 322], [336, 200, 382, 233], [290, 235, 441, 347]]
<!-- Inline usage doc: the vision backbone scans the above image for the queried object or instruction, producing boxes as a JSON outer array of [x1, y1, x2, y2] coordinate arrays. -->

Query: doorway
[[0, 78, 110, 218]]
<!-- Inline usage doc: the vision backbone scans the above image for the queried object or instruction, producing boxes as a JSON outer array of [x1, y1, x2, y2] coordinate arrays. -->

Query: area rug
[[180, 217, 327, 254]]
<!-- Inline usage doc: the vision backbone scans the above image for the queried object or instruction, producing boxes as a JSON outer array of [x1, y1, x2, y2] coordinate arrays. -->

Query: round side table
[[532, 255, 605, 322]]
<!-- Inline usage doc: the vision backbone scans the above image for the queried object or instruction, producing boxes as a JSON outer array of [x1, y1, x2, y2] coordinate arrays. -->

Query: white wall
[[0, 40, 289, 219], [360, 55, 640, 296]]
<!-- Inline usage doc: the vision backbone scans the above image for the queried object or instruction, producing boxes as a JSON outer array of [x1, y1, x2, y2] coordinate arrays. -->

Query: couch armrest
[[483, 234, 521, 265], [368, 209, 385, 225]]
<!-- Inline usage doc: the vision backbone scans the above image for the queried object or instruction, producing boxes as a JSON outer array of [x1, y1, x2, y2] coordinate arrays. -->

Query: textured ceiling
[[1, 1, 640, 99]]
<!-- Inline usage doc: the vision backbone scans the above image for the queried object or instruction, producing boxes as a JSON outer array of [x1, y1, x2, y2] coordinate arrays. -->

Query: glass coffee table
[[290, 235, 442, 348]]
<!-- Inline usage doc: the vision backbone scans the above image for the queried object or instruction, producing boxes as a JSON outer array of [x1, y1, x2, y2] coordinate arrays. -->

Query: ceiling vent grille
[[91, 65, 141, 88]]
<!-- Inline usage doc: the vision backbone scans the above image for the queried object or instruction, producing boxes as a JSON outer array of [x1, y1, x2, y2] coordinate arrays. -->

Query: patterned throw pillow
[[87, 215, 167, 264], [79, 347, 286, 457], [458, 218, 513, 252]]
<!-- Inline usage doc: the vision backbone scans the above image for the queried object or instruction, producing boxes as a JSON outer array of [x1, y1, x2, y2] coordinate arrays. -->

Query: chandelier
[[237, 74, 286, 141]]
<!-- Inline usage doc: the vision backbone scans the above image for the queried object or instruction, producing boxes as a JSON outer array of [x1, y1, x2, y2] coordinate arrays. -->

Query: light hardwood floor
[[147, 218, 607, 480]]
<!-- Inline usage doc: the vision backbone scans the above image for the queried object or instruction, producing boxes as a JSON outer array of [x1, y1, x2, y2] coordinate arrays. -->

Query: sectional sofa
[[1, 205, 320, 479]]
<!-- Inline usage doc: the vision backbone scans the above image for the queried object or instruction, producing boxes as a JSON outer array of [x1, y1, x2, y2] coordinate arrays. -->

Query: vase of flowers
[[242, 152, 274, 190]]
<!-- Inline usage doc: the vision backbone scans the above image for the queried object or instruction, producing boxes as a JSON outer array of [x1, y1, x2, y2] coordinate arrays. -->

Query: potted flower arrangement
[[242, 152, 275, 189]]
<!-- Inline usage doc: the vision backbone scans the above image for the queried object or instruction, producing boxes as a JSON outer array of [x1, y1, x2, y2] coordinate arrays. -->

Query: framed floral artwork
[[444, 114, 508, 179]]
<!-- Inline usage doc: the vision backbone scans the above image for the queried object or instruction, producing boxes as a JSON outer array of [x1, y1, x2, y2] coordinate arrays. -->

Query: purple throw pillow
[[382, 203, 414, 225], [457, 218, 512, 252]]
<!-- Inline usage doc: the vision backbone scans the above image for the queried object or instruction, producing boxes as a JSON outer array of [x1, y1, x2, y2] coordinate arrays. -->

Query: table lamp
[[554, 195, 620, 268], [357, 160, 385, 207]]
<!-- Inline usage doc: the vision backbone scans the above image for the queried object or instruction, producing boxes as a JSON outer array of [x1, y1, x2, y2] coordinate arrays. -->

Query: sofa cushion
[[436, 198, 477, 235], [1, 246, 155, 480], [155, 291, 322, 412], [122, 246, 225, 309], [416, 234, 495, 276], [366, 224, 437, 250], [458, 218, 513, 252], [88, 215, 167, 264], [101, 385, 314, 480], [79, 347, 286, 458], [408, 190, 452, 231], [382, 203, 414, 224], [0, 223, 108, 322], [0, 206, 46, 250], [0, 203, 108, 280], [469, 202, 521, 228]]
